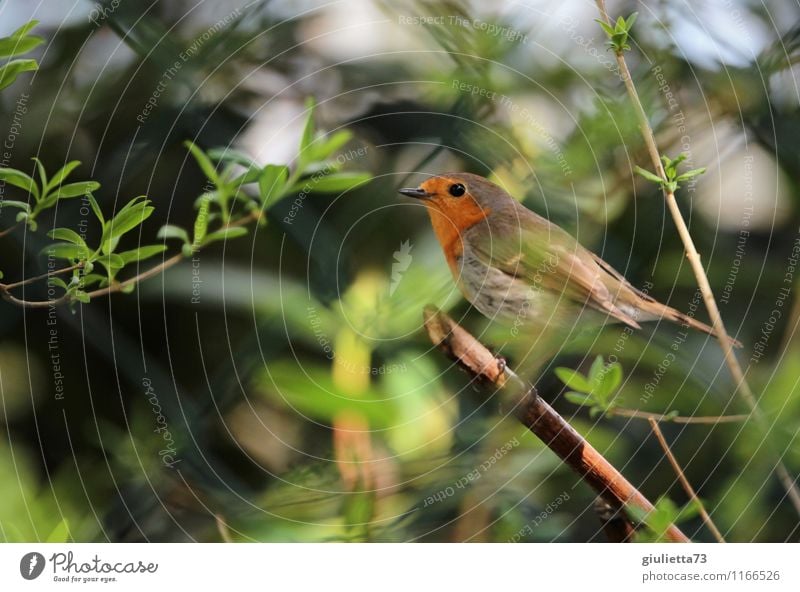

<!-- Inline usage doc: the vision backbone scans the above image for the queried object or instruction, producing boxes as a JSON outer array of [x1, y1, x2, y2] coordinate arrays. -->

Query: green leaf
[[634, 166, 664, 185], [72, 290, 90, 304], [554, 367, 591, 393], [97, 252, 125, 270], [675, 167, 707, 182], [10, 21, 40, 38], [184, 141, 219, 184], [79, 273, 103, 287], [193, 194, 212, 245], [232, 166, 263, 186], [105, 198, 154, 243], [44, 518, 70, 543], [157, 224, 190, 244], [207, 147, 259, 169], [676, 499, 702, 522], [202, 226, 248, 245], [0, 199, 30, 212], [597, 362, 622, 397], [0, 58, 38, 90], [594, 19, 616, 38], [564, 391, 593, 407], [0, 21, 43, 58], [86, 193, 104, 225], [299, 97, 317, 160], [589, 355, 605, 382], [309, 129, 352, 161], [625, 12, 639, 30], [46, 161, 81, 191], [300, 172, 370, 193], [0, 167, 37, 197], [44, 243, 89, 261], [32, 157, 47, 189], [47, 228, 86, 246], [0, 32, 43, 59], [117, 245, 167, 265], [47, 277, 69, 291], [258, 164, 289, 204], [49, 181, 100, 199]]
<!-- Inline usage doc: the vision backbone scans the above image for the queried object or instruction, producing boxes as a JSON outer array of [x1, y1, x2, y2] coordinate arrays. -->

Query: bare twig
[[215, 514, 234, 543], [612, 407, 749, 425], [595, 0, 800, 515], [648, 418, 725, 543], [0, 221, 22, 238], [1, 262, 83, 290], [424, 306, 689, 543]]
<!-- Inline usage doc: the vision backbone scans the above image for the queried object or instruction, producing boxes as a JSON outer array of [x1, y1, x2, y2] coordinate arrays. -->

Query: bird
[[400, 172, 741, 347]]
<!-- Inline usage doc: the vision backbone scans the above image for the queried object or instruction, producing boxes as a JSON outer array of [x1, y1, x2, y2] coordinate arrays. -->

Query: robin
[[400, 172, 741, 347]]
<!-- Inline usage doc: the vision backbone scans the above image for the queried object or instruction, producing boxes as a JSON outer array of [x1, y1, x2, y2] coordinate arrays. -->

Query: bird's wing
[[467, 210, 642, 329]]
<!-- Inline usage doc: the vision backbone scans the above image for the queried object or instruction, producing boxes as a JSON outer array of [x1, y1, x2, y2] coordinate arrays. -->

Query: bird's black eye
[[448, 183, 466, 197]]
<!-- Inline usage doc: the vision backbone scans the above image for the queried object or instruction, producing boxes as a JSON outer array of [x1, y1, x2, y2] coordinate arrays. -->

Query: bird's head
[[399, 172, 512, 232]]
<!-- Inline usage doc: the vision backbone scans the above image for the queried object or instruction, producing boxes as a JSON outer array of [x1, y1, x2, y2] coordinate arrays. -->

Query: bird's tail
[[640, 299, 742, 348]]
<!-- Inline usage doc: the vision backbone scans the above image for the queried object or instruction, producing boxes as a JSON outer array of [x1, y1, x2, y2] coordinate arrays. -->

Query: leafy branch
[[0, 100, 371, 308], [595, 12, 637, 52], [0, 20, 43, 91], [594, 0, 800, 514], [556, 356, 749, 425], [636, 154, 706, 193]]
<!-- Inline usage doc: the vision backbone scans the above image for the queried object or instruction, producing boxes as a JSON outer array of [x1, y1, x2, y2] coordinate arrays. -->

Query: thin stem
[[648, 418, 726, 543], [612, 407, 749, 425], [0, 221, 22, 238], [595, 0, 800, 516], [1, 210, 262, 308], [1, 263, 83, 290]]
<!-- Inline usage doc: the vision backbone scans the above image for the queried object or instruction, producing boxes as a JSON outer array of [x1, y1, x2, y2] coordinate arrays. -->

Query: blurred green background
[[0, 0, 799, 542]]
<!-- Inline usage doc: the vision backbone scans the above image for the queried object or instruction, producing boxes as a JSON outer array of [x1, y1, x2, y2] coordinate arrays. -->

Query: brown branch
[[1, 262, 83, 290], [612, 407, 749, 425], [85, 253, 184, 299], [0, 221, 22, 238], [648, 418, 726, 543], [594, 497, 636, 542], [423, 306, 689, 543], [595, 0, 800, 515]]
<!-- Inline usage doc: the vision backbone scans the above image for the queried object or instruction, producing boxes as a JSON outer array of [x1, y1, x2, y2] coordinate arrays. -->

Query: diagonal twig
[[424, 306, 689, 543], [594, 0, 800, 516], [648, 418, 726, 543]]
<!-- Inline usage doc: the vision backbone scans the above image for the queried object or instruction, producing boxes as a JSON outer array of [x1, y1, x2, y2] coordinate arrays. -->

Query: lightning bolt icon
[[28, 555, 38, 576]]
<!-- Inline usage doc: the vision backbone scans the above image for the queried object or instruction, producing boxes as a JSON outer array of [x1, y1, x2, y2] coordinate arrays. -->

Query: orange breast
[[426, 196, 490, 275]]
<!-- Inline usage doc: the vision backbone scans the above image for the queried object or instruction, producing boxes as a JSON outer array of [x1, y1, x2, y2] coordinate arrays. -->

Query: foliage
[[1, 3, 799, 545], [595, 12, 638, 53], [628, 497, 702, 543], [0, 20, 43, 90], [556, 356, 623, 418], [635, 154, 707, 194]]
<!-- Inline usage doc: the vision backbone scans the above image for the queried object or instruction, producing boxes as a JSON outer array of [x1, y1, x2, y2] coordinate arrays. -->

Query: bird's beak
[[398, 187, 431, 200]]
